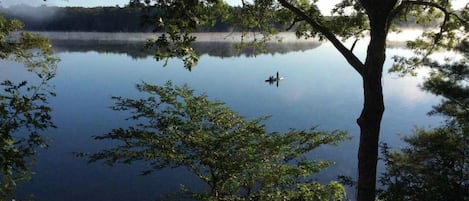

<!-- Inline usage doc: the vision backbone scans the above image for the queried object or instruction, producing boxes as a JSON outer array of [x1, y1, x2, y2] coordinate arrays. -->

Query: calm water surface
[[2, 37, 442, 201]]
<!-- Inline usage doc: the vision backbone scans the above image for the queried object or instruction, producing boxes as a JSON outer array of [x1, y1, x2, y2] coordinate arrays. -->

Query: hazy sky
[[0, 0, 466, 14]]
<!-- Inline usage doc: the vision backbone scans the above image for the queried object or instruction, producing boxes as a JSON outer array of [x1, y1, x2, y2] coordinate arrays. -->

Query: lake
[[2, 32, 442, 201]]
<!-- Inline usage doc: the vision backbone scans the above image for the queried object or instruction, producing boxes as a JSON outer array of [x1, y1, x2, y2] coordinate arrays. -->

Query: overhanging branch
[[389, 0, 467, 56], [277, 0, 365, 76], [390, 0, 467, 25], [287, 17, 303, 31]]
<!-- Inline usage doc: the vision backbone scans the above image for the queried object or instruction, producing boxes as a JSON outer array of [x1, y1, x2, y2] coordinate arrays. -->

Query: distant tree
[[0, 15, 58, 198], [378, 40, 468, 201], [86, 81, 349, 201], [126, 1, 468, 200], [0, 5, 146, 32]]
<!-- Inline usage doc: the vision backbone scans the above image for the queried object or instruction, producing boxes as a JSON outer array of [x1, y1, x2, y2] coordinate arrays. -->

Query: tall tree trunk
[[356, 15, 388, 201]]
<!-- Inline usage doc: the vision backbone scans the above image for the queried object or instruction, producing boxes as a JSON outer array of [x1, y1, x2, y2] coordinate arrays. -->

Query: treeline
[[0, 5, 441, 33], [0, 5, 232, 32]]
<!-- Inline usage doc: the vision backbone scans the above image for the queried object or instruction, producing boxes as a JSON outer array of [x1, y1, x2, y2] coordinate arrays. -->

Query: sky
[[0, 0, 466, 14]]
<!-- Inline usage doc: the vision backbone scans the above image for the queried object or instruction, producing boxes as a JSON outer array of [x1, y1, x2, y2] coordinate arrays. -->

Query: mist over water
[[33, 31, 320, 43]]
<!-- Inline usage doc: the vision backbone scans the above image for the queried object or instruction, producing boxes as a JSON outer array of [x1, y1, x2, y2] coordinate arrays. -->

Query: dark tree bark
[[356, 31, 386, 201], [356, 2, 395, 200]]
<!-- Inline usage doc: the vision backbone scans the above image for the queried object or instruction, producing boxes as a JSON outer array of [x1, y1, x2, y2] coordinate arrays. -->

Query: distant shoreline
[[27, 29, 426, 45], [28, 31, 320, 43]]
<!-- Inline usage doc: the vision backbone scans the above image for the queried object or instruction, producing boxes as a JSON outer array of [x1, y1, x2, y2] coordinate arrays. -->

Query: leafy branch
[[84, 81, 349, 200], [0, 15, 58, 199], [278, 0, 365, 76]]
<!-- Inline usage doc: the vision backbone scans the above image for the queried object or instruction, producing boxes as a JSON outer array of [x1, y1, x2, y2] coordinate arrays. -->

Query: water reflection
[[50, 40, 321, 59], [265, 71, 284, 87]]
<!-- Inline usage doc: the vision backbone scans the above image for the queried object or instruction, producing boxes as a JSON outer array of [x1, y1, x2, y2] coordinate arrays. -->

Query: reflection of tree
[[85, 81, 348, 201], [0, 15, 58, 199], [50, 40, 321, 59]]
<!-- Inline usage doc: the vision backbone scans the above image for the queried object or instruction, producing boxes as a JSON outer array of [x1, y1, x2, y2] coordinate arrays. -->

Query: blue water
[[2, 39, 442, 201]]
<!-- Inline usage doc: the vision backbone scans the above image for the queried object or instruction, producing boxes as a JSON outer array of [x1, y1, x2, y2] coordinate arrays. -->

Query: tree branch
[[351, 39, 359, 52], [286, 17, 303, 31], [277, 0, 365, 76], [390, 0, 467, 25], [389, 0, 467, 61]]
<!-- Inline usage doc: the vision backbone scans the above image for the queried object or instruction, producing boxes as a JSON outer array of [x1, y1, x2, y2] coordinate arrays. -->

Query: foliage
[[86, 81, 348, 200], [379, 127, 468, 201], [378, 40, 468, 201], [423, 40, 469, 132], [0, 15, 58, 199], [139, 0, 232, 70], [389, 2, 468, 76]]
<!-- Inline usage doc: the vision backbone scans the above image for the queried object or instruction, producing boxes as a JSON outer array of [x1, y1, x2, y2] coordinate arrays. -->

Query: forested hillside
[[0, 5, 232, 32]]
